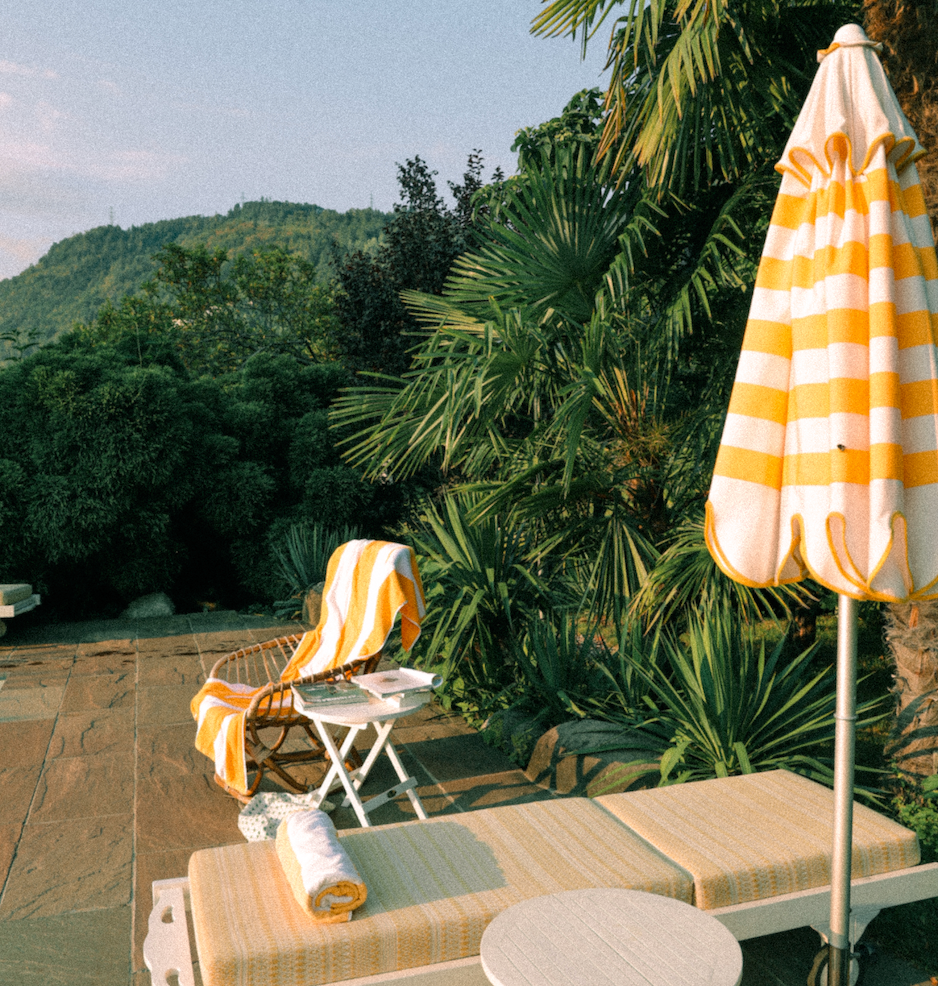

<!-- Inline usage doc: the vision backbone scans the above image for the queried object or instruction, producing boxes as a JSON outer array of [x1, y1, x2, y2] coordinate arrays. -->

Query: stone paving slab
[[0, 719, 54, 767], [1, 813, 134, 919], [48, 709, 134, 759], [0, 906, 132, 986]]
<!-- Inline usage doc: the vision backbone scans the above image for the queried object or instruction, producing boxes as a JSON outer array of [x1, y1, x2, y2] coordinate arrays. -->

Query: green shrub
[[409, 493, 568, 718], [0, 332, 403, 617], [581, 604, 888, 791]]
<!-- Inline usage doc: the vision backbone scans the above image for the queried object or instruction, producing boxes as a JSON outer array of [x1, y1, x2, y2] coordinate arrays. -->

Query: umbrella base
[[807, 942, 872, 986]]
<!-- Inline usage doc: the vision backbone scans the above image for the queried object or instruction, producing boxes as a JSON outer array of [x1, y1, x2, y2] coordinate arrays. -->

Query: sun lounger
[[144, 770, 938, 986], [0, 584, 40, 637]]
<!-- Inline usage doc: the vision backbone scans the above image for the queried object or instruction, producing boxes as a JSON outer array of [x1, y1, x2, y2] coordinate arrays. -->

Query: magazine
[[355, 668, 443, 703], [291, 679, 371, 711]]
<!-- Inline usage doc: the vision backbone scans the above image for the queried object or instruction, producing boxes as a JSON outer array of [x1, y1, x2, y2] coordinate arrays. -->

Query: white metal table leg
[[312, 720, 371, 827], [309, 713, 428, 826], [383, 735, 429, 820]]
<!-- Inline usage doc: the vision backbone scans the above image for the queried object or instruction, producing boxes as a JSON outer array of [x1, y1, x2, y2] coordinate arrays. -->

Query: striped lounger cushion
[[188, 797, 693, 986], [595, 769, 921, 910]]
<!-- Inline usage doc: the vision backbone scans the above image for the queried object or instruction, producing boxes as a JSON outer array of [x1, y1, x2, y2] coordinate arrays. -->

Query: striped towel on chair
[[191, 540, 426, 795]]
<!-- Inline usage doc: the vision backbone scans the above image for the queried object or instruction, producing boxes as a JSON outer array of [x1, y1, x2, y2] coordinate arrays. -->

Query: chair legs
[[214, 728, 365, 805]]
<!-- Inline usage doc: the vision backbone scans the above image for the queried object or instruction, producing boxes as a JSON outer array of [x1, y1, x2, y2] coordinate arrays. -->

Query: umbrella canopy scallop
[[706, 24, 938, 603]]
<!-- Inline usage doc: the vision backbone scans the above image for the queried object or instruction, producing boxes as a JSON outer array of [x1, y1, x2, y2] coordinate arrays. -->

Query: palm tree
[[534, 0, 938, 781], [532, 0, 859, 194], [864, 0, 938, 780]]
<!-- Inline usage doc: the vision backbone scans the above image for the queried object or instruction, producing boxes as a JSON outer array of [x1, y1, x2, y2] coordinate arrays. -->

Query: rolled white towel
[[275, 810, 367, 921]]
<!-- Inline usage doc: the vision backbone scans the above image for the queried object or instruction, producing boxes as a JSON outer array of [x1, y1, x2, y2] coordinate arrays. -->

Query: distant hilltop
[[0, 200, 390, 352]]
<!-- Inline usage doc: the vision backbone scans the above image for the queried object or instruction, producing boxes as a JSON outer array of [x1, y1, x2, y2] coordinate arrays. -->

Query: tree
[[532, 0, 858, 194], [330, 152, 502, 377], [533, 0, 938, 786], [137, 243, 341, 375], [333, 130, 759, 623], [864, 0, 938, 780]]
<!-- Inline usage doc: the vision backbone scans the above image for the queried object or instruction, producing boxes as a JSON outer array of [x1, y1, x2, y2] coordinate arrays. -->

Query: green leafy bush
[[0, 331, 400, 617], [409, 493, 566, 717]]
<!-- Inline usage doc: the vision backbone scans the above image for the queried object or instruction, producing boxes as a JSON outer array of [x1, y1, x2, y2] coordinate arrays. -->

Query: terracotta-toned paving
[[0, 610, 933, 986]]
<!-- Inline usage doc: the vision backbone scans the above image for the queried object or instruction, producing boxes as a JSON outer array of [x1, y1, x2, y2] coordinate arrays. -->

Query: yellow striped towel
[[275, 810, 367, 921], [191, 540, 426, 795]]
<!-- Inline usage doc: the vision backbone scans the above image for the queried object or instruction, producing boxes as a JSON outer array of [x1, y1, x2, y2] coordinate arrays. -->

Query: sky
[[0, 1, 611, 281]]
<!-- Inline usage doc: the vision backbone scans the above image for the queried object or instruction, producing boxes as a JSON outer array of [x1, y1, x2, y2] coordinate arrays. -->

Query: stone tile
[[31, 751, 134, 822], [127, 615, 195, 640], [0, 814, 133, 918], [0, 719, 54, 766], [245, 620, 306, 639], [135, 634, 201, 658], [76, 620, 141, 643], [436, 769, 559, 814], [61, 671, 134, 712], [0, 907, 131, 986], [135, 723, 242, 853], [136, 653, 204, 687], [131, 848, 194, 971], [0, 821, 20, 886], [402, 732, 518, 782], [136, 721, 204, 780], [0, 642, 79, 663], [137, 682, 200, 726], [72, 641, 137, 676], [76, 638, 135, 658], [135, 772, 243, 854], [391, 705, 476, 743], [193, 630, 253, 657], [48, 709, 133, 759], [0, 766, 40, 825], [0, 669, 71, 689]]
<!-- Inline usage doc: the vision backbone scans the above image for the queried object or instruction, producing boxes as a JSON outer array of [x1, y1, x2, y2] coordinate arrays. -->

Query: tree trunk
[[884, 602, 938, 779], [865, 0, 938, 784], [864, 0, 938, 241], [791, 595, 822, 653]]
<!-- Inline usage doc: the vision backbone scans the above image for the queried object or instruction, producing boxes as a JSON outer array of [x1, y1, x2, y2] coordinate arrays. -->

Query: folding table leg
[[311, 722, 371, 827], [310, 717, 429, 826], [383, 738, 429, 820]]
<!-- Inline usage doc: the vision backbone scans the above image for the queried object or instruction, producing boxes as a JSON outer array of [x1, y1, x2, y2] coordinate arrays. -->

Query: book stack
[[291, 679, 371, 711], [354, 668, 443, 707]]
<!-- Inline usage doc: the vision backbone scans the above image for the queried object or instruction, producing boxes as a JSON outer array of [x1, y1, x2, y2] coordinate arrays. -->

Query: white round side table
[[480, 888, 743, 986]]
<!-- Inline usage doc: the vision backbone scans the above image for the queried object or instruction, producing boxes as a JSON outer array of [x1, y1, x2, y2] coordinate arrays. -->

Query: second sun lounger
[[144, 769, 938, 986]]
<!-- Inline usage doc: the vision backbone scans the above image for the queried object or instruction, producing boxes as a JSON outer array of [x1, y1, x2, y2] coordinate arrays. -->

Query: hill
[[0, 200, 389, 353]]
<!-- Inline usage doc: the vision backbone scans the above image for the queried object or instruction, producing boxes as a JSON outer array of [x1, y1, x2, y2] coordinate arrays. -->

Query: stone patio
[[0, 611, 934, 986]]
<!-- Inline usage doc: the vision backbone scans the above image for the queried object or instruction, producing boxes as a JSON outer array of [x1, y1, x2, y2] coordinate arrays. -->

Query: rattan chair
[[206, 635, 384, 803], [193, 539, 425, 802]]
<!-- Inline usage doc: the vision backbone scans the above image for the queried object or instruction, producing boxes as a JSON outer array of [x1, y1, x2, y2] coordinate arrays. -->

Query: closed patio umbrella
[[705, 23, 938, 986]]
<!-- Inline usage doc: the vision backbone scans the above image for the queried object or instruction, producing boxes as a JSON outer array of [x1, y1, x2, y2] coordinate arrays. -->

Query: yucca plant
[[409, 493, 567, 715], [512, 614, 614, 727], [272, 522, 362, 617], [631, 510, 811, 631], [587, 603, 888, 792]]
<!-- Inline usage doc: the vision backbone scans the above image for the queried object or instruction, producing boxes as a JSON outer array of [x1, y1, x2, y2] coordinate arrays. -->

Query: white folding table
[[294, 691, 432, 828]]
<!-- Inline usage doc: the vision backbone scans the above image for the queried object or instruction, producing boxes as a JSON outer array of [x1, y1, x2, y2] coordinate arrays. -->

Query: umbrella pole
[[829, 594, 858, 986]]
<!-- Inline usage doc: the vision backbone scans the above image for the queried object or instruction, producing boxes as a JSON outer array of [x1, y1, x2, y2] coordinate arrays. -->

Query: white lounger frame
[[144, 862, 938, 986]]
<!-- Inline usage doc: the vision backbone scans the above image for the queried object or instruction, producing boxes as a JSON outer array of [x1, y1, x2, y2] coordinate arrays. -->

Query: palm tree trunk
[[864, 0, 938, 241], [884, 603, 938, 778], [864, 1, 938, 783]]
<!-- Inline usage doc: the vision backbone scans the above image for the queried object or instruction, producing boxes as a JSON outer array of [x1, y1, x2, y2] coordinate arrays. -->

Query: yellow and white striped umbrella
[[706, 24, 938, 604]]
